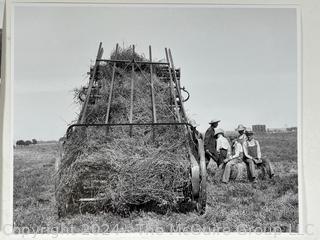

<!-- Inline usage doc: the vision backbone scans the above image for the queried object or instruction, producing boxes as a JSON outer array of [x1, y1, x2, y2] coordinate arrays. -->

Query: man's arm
[[216, 138, 221, 152], [227, 141, 232, 157], [203, 129, 210, 150], [256, 140, 261, 159], [230, 143, 240, 159]]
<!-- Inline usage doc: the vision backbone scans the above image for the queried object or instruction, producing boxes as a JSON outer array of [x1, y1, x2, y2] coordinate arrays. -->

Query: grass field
[[13, 132, 298, 234]]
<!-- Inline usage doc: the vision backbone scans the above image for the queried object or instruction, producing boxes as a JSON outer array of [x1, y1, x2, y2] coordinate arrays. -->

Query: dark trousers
[[244, 158, 274, 181], [205, 149, 227, 167], [205, 151, 219, 167], [217, 149, 228, 166], [205, 153, 211, 167]]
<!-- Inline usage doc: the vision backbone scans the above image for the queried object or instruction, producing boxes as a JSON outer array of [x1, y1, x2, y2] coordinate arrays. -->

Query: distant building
[[267, 128, 287, 133], [252, 124, 266, 133]]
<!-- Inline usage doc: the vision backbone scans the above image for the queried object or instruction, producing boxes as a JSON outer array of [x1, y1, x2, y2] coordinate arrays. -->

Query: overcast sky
[[0, 2, 3, 27], [13, 4, 297, 141]]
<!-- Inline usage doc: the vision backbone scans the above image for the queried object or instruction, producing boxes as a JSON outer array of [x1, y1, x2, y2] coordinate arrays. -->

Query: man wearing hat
[[215, 128, 231, 167], [204, 119, 220, 166], [190, 120, 203, 143], [235, 124, 247, 144], [243, 130, 274, 182]]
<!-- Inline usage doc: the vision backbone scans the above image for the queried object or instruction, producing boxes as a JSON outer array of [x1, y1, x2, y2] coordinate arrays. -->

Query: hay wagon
[[55, 43, 207, 217]]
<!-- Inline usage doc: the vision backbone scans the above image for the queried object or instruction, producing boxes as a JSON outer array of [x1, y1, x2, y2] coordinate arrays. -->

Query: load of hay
[[56, 46, 194, 216]]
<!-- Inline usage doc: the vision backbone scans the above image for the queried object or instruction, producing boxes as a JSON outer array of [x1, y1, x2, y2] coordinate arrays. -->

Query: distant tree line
[[286, 127, 297, 132], [16, 139, 38, 146]]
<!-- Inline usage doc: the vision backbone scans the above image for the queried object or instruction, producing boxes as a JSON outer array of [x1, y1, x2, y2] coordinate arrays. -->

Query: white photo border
[[1, 0, 319, 239]]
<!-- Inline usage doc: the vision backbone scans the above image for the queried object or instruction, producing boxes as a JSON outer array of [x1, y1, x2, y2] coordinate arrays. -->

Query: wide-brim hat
[[209, 119, 221, 124], [214, 128, 224, 136], [235, 124, 246, 131], [245, 129, 254, 135]]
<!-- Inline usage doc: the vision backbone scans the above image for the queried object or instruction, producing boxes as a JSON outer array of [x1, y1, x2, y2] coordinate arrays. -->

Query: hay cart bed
[[55, 43, 206, 217]]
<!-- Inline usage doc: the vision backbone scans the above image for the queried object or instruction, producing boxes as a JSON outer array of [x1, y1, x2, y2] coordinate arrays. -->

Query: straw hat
[[209, 119, 220, 124], [245, 129, 254, 136], [214, 128, 224, 136], [235, 124, 246, 131]]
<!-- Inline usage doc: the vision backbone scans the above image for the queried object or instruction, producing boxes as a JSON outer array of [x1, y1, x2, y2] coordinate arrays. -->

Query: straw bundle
[[56, 47, 193, 216]]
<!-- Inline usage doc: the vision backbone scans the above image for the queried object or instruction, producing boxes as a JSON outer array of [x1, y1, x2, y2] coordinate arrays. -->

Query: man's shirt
[[216, 135, 231, 155], [204, 127, 216, 154], [243, 139, 261, 159], [230, 141, 243, 159]]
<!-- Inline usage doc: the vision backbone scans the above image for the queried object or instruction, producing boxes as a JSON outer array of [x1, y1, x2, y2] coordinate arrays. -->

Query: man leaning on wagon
[[204, 119, 220, 167]]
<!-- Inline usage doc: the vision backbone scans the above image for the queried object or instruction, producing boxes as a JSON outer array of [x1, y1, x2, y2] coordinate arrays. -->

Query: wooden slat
[[149, 46, 157, 141], [78, 42, 103, 124], [165, 48, 181, 123], [129, 45, 135, 136], [96, 47, 104, 98], [168, 49, 187, 121], [105, 43, 119, 124], [149, 46, 157, 124], [168, 49, 194, 150], [97, 47, 104, 60], [98, 59, 169, 65]]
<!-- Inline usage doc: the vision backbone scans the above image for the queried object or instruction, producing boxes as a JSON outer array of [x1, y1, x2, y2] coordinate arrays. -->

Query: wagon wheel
[[190, 153, 200, 199], [197, 138, 207, 214]]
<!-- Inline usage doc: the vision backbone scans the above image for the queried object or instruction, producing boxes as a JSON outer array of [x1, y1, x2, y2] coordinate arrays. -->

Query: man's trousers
[[243, 158, 274, 181]]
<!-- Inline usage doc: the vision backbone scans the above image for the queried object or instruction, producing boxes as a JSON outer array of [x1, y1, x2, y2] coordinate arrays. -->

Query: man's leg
[[245, 161, 252, 181], [205, 151, 219, 167], [205, 152, 211, 167], [222, 159, 238, 183], [244, 158, 257, 182], [218, 149, 228, 167], [261, 158, 274, 178]]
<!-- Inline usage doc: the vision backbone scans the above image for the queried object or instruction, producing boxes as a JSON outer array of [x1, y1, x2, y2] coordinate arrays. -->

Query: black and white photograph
[[11, 3, 299, 234]]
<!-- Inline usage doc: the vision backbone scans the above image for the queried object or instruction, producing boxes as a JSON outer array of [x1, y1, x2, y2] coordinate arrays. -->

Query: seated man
[[215, 129, 231, 167], [221, 136, 243, 183], [235, 124, 247, 144], [242, 130, 274, 182]]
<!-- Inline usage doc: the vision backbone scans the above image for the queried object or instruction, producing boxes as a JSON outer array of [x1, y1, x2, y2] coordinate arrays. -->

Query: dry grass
[[56, 128, 191, 216], [13, 132, 298, 233]]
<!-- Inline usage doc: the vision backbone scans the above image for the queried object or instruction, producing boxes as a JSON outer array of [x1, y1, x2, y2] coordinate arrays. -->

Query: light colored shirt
[[243, 139, 261, 159], [216, 135, 231, 155], [230, 141, 243, 159]]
